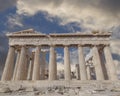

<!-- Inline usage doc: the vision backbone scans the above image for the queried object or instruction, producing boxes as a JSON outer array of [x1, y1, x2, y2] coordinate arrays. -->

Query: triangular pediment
[[7, 29, 45, 36], [12, 29, 35, 34]]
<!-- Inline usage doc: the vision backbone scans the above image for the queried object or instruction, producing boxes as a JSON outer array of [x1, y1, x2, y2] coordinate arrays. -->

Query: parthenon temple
[[1, 29, 118, 81]]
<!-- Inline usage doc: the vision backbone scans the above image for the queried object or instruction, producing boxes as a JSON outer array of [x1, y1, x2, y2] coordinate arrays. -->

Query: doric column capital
[[49, 44, 56, 48], [20, 45, 26, 47], [63, 44, 70, 47], [50, 44, 55, 47], [35, 45, 41, 48], [9, 45, 15, 48], [16, 49, 20, 52], [78, 44, 83, 47], [92, 44, 104, 48], [93, 44, 98, 47], [104, 44, 110, 47]]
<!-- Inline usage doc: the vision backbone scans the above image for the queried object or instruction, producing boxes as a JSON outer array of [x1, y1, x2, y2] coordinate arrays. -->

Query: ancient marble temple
[[1, 29, 118, 81]]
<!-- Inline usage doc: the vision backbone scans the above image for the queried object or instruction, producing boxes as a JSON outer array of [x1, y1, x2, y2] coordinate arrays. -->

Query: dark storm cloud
[[72, 0, 120, 16], [99, 0, 120, 13], [0, 0, 17, 11], [67, 0, 120, 11]]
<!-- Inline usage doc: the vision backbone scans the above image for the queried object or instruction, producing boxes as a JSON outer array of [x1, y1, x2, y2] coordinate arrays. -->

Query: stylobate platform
[[0, 81, 120, 96]]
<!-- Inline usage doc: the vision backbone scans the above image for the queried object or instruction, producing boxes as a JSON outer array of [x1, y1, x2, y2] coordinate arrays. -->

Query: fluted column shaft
[[15, 46, 27, 80], [12, 50, 20, 80], [64, 46, 71, 80], [86, 65, 91, 80], [104, 45, 118, 80], [49, 46, 57, 80], [24, 54, 29, 80], [92, 46, 104, 80], [78, 45, 87, 80], [54, 51, 57, 79], [27, 52, 34, 80], [1, 46, 15, 81], [75, 64, 80, 80], [40, 52, 46, 80], [27, 58, 34, 80], [32, 46, 40, 80], [99, 50, 108, 80]]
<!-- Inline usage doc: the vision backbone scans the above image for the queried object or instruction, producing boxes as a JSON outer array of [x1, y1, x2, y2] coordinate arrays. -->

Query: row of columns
[[84, 46, 118, 80], [1, 45, 118, 81]]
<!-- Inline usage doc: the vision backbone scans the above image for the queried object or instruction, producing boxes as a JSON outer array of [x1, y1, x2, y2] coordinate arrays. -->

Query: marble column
[[27, 52, 34, 80], [99, 50, 108, 80], [32, 46, 40, 80], [24, 52, 30, 80], [54, 51, 57, 79], [27, 58, 34, 80], [64, 45, 71, 80], [92, 46, 104, 80], [90, 67, 96, 80], [40, 52, 46, 80], [78, 45, 87, 80], [49, 45, 57, 80], [86, 65, 91, 80], [12, 50, 20, 80], [75, 64, 80, 80], [1, 46, 15, 81], [104, 45, 118, 80], [15, 46, 27, 80]]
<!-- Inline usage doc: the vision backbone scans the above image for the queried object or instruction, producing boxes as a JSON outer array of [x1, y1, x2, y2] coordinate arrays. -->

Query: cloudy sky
[[0, 0, 120, 77]]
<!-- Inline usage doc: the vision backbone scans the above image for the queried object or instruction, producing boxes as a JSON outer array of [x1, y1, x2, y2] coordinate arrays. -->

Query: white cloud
[[114, 60, 120, 75], [70, 49, 78, 65], [56, 53, 63, 60], [57, 62, 64, 71], [111, 40, 120, 55], [110, 40, 120, 74], [7, 14, 23, 28], [0, 0, 17, 11], [16, 0, 120, 32], [57, 62, 75, 72]]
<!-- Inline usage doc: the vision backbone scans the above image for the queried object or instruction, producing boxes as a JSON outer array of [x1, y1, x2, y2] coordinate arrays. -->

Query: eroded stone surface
[[0, 81, 120, 96]]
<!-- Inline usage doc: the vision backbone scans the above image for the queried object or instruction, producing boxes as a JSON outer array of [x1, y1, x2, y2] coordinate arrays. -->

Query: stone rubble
[[0, 85, 120, 96], [0, 81, 120, 96]]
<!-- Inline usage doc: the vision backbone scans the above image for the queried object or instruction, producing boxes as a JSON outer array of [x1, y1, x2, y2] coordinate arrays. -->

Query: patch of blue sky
[[0, 6, 17, 33], [20, 12, 81, 34]]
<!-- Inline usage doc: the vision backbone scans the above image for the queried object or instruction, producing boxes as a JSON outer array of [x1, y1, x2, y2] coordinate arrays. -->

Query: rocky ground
[[0, 81, 120, 96]]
